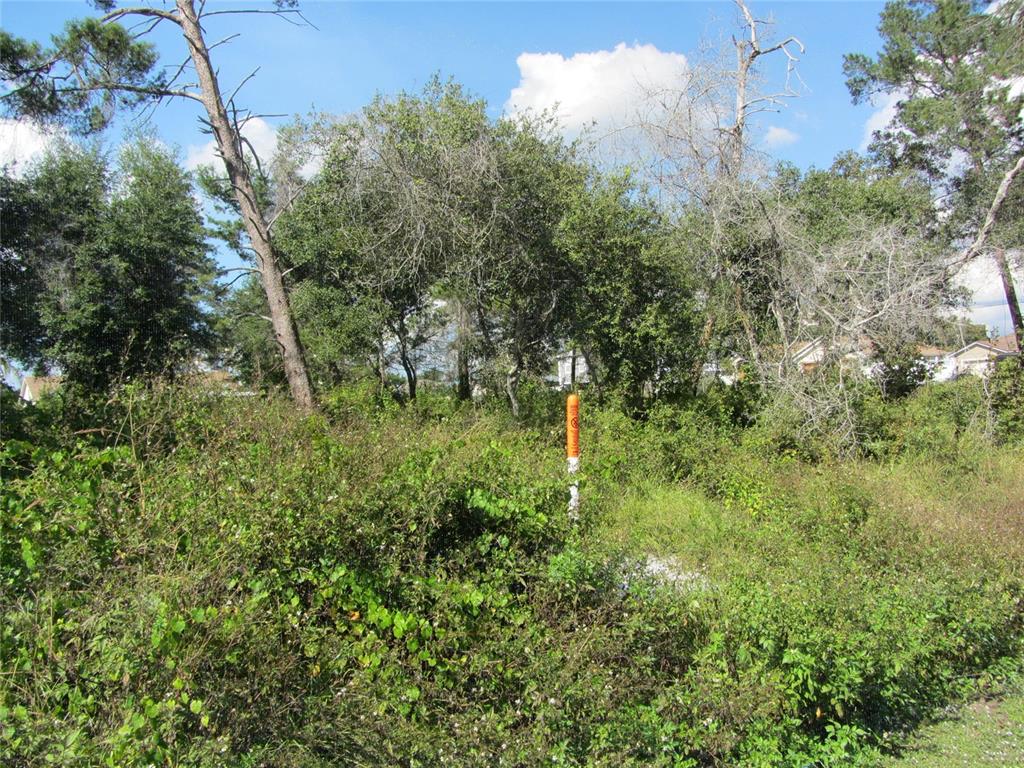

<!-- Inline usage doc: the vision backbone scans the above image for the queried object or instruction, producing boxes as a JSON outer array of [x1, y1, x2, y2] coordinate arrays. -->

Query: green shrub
[[893, 378, 989, 461], [322, 378, 401, 422], [990, 356, 1024, 443]]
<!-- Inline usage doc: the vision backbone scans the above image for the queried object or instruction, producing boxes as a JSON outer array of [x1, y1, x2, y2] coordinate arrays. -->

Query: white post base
[[568, 456, 580, 520]]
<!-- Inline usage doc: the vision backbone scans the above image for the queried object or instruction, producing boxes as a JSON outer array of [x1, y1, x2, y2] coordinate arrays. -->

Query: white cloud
[[859, 90, 902, 152], [504, 43, 688, 138], [184, 117, 279, 171], [954, 255, 1024, 337], [0, 119, 58, 176], [763, 125, 799, 149], [994, 75, 1024, 122]]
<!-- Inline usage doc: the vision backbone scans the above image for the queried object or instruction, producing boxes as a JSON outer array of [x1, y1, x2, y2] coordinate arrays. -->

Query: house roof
[[788, 339, 820, 361], [991, 333, 1020, 354], [199, 369, 234, 384], [915, 344, 949, 358], [19, 375, 62, 401], [948, 337, 1019, 360], [787, 336, 875, 362]]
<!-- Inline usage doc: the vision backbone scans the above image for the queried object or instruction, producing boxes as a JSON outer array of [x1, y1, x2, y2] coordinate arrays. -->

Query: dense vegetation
[[2, 377, 1022, 766], [2, 0, 1023, 765]]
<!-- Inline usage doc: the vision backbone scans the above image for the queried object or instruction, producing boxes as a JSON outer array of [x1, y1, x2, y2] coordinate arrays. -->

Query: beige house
[[16, 370, 246, 402], [786, 337, 876, 375], [939, 333, 1019, 379], [915, 344, 950, 368], [786, 338, 958, 379], [18, 375, 62, 403]]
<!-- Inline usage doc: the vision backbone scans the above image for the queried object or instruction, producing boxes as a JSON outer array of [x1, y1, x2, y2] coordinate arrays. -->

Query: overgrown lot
[[2, 382, 1023, 766]]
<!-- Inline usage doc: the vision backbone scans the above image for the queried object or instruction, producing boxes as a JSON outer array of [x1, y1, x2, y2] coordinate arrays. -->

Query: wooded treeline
[[2, 0, 1022, 446]]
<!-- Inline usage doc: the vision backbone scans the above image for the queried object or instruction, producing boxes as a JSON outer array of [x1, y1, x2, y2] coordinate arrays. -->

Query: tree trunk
[[732, 276, 762, 371], [456, 300, 472, 400], [505, 360, 521, 418], [394, 316, 417, 400], [177, 0, 314, 409], [377, 333, 387, 398], [993, 247, 1024, 351], [402, 357, 417, 401], [732, 43, 751, 176], [457, 348, 471, 400]]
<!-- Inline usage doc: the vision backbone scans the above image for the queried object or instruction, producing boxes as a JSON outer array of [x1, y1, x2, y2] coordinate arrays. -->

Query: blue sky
[[1, 1, 1018, 334], [1, 1, 888, 169]]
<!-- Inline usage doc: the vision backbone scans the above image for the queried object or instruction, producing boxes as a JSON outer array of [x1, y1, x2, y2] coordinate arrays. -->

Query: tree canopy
[[0, 140, 214, 392]]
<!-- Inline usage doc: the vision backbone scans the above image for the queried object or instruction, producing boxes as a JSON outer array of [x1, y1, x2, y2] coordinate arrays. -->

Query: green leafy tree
[[2, 142, 111, 374], [475, 114, 583, 415], [845, 0, 1024, 348], [214, 274, 287, 390], [558, 172, 698, 411], [274, 81, 586, 413], [1, 174, 57, 366], [0, 140, 214, 392], [274, 80, 691, 415], [272, 82, 490, 398], [990, 355, 1024, 442]]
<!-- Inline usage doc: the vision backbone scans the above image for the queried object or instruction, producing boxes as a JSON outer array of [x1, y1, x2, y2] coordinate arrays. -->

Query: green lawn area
[[885, 683, 1024, 767]]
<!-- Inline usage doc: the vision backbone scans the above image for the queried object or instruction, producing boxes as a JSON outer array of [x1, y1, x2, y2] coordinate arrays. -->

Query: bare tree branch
[[102, 6, 182, 26], [950, 153, 1024, 270]]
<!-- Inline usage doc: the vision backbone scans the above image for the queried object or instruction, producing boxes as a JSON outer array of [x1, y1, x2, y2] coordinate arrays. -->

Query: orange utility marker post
[[567, 393, 580, 519]]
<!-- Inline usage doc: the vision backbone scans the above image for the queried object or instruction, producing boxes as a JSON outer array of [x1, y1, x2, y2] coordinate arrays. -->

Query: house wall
[[556, 353, 589, 389], [951, 345, 1005, 378]]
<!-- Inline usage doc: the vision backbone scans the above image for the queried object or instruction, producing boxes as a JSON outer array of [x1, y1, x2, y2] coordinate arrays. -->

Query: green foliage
[[990, 356, 1024, 443], [269, 79, 592, 404], [1, 16, 163, 134], [871, 346, 932, 401], [597, 453, 1024, 766], [559, 173, 699, 410], [922, 316, 990, 349], [2, 7, 1022, 762], [213, 275, 287, 391], [844, 0, 1022, 177], [0, 173, 47, 363], [1, 140, 214, 392], [844, 0, 1024, 258], [266, 80, 702, 414], [881, 658, 1024, 767], [1, 142, 109, 367], [793, 153, 936, 244], [2, 384, 1023, 765], [892, 378, 989, 459]]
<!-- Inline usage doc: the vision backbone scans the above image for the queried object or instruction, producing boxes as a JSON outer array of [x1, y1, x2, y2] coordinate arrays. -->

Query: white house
[[556, 350, 590, 389]]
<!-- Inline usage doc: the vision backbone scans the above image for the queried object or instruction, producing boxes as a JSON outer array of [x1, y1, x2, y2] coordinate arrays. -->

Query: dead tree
[[636, 0, 804, 376]]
